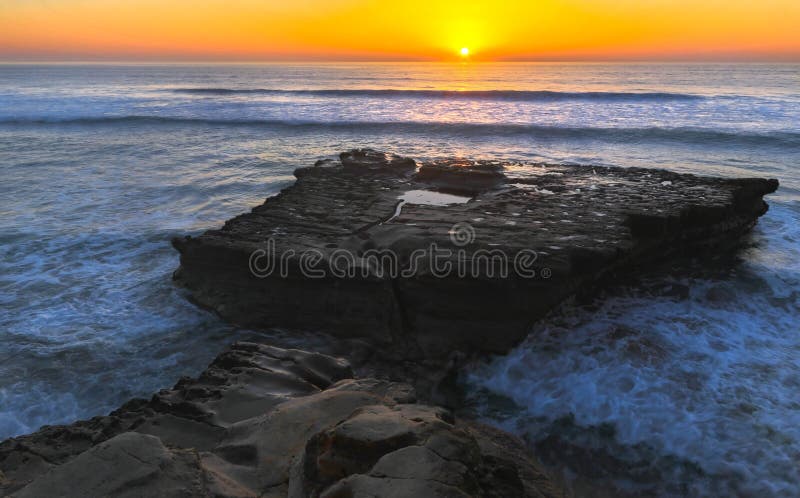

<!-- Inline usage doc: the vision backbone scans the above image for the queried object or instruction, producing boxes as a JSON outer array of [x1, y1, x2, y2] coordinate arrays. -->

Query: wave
[[170, 88, 705, 102], [12, 116, 800, 148], [3, 116, 798, 147]]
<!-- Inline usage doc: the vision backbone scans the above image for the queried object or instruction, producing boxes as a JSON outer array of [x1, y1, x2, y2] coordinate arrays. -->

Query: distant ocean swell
[[169, 88, 706, 102], [4, 116, 798, 148]]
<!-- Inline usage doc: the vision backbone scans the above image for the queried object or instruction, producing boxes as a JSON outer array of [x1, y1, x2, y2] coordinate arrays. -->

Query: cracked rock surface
[[172, 149, 778, 355]]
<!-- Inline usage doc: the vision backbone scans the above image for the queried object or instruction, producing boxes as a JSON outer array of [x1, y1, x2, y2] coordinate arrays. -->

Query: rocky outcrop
[[172, 149, 778, 356], [0, 343, 562, 497]]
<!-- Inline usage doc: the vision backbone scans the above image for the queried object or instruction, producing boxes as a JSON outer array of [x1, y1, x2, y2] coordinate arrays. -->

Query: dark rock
[[339, 149, 417, 174], [0, 342, 562, 498], [172, 149, 778, 356], [416, 159, 506, 193], [0, 342, 352, 495], [292, 403, 560, 498], [12, 433, 206, 498]]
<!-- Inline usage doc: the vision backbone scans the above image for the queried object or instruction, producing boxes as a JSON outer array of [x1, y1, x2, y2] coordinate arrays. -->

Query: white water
[[465, 202, 800, 495]]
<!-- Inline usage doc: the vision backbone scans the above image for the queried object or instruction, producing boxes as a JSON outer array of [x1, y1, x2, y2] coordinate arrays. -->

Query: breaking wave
[[170, 87, 706, 102], [4, 116, 797, 148]]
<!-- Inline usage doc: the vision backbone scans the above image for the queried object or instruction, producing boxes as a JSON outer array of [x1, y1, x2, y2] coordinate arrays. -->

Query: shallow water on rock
[[399, 189, 472, 206]]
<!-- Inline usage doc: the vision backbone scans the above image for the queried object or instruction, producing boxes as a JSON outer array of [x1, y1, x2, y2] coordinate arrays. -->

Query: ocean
[[1, 62, 798, 495]]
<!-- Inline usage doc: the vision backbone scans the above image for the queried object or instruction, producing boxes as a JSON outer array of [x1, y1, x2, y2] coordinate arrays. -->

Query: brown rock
[[0, 342, 352, 495], [2, 343, 562, 498], [13, 433, 204, 498], [290, 403, 560, 498]]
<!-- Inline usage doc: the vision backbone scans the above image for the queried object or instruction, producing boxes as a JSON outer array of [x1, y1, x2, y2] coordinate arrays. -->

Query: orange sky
[[1, 0, 799, 61]]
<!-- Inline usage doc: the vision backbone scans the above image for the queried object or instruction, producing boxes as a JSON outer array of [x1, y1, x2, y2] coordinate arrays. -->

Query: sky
[[1, 0, 799, 61]]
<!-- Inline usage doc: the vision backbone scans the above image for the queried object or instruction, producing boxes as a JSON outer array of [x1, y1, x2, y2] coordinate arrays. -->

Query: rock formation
[[173, 149, 778, 356], [0, 342, 562, 497]]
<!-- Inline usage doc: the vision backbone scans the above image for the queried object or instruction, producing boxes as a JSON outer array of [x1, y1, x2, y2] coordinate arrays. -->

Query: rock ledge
[[0, 342, 562, 498], [173, 149, 778, 355]]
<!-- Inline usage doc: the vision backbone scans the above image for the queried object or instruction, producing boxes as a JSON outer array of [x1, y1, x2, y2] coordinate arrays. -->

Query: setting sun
[[2, 0, 798, 61]]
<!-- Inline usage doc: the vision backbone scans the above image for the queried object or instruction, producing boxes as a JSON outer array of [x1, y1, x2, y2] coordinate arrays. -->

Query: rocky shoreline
[[1, 150, 778, 497], [0, 342, 563, 497]]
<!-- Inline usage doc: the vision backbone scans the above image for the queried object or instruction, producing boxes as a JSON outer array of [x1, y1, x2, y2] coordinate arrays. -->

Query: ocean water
[[1, 63, 798, 495]]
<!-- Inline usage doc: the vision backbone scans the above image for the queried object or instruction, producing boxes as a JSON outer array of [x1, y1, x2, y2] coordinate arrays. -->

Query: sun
[[459, 47, 470, 57]]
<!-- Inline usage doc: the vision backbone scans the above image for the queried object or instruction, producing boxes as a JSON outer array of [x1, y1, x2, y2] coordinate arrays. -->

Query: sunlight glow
[[0, 0, 798, 60]]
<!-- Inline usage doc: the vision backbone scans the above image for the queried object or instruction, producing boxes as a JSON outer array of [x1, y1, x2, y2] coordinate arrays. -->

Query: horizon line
[[2, 57, 799, 64]]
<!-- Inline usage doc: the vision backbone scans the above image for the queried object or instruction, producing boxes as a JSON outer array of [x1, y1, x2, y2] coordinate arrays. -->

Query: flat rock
[[12, 433, 204, 498], [0, 342, 562, 498], [172, 149, 778, 355], [0, 342, 352, 495]]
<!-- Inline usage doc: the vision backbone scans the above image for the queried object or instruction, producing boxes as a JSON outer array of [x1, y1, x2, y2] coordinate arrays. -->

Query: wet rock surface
[[0, 342, 562, 497], [173, 149, 778, 356]]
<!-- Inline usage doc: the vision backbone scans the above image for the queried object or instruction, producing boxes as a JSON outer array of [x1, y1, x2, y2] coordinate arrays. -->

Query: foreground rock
[[0, 343, 562, 497], [173, 150, 778, 356]]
